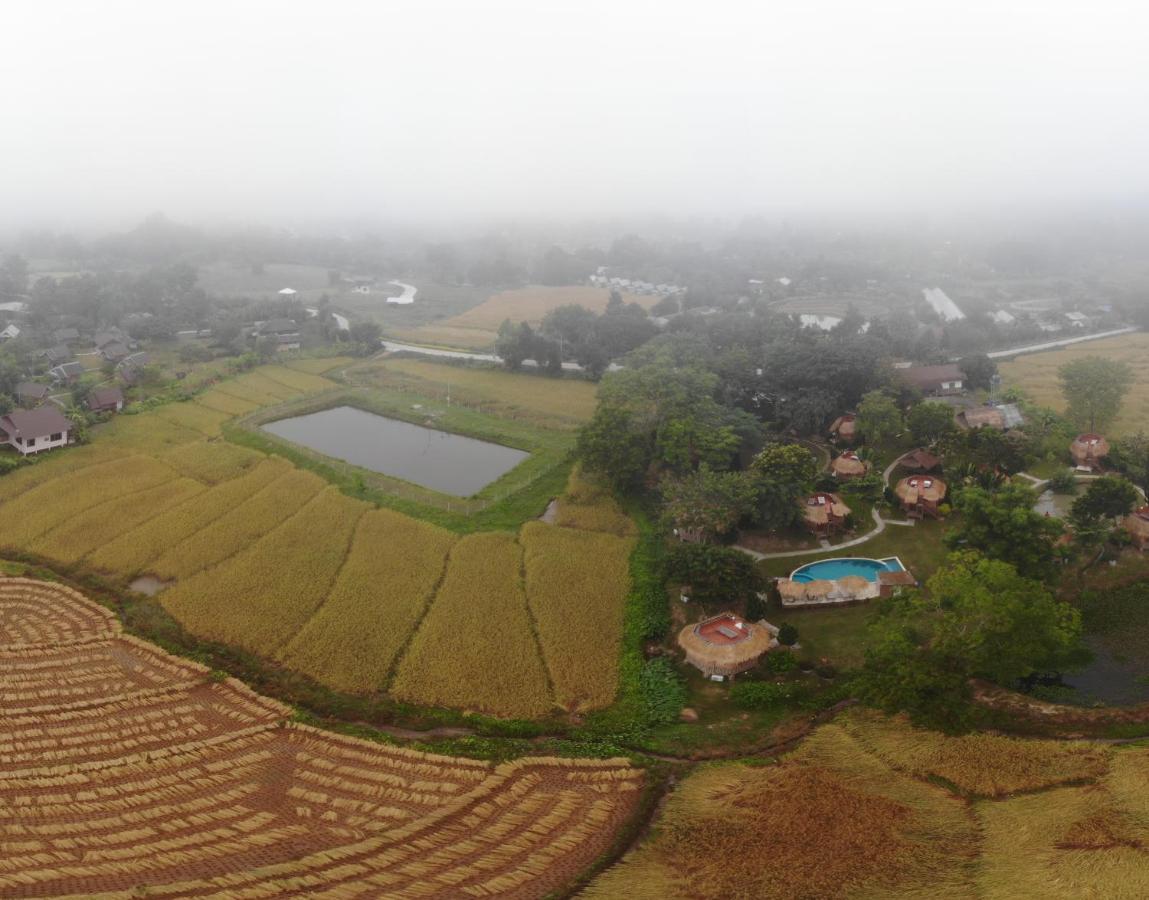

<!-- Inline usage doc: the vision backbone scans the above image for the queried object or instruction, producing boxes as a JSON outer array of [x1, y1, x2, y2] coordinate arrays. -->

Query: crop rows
[[257, 365, 337, 393], [150, 400, 231, 437], [161, 487, 368, 655], [277, 508, 457, 692], [521, 522, 634, 711], [159, 439, 264, 485], [0, 578, 120, 649], [194, 389, 261, 417], [0, 578, 642, 898], [391, 532, 553, 718]]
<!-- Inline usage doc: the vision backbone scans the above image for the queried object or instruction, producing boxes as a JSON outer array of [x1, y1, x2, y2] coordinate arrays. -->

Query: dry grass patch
[[159, 441, 264, 485], [149, 466, 326, 580], [88, 458, 290, 574], [839, 708, 1111, 797], [553, 466, 637, 536], [999, 332, 1149, 437], [0, 455, 176, 547], [391, 532, 552, 718], [366, 358, 599, 427], [161, 487, 368, 654], [586, 725, 977, 900], [521, 521, 632, 711], [278, 509, 456, 693], [30, 477, 206, 564]]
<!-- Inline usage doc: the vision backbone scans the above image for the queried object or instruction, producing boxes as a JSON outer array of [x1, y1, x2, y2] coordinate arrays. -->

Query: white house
[[0, 324, 21, 341], [0, 407, 73, 455]]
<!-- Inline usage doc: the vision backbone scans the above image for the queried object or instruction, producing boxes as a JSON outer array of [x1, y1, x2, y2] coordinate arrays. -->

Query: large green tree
[[859, 552, 1082, 731], [663, 543, 763, 608], [660, 466, 758, 543], [855, 389, 903, 446], [1072, 475, 1139, 523], [1058, 356, 1134, 433], [907, 401, 957, 446], [1109, 432, 1149, 494], [945, 483, 1062, 580], [748, 442, 819, 531]]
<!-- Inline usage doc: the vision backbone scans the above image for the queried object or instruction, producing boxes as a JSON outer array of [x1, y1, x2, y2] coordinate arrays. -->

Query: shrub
[[778, 623, 799, 646], [766, 649, 799, 673], [639, 657, 687, 725], [731, 680, 797, 709], [1047, 470, 1078, 494]]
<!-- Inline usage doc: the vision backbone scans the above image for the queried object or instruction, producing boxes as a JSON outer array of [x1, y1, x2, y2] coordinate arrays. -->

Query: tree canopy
[[1058, 355, 1134, 433], [748, 442, 819, 531], [659, 466, 757, 543], [907, 401, 957, 446], [945, 483, 1062, 580], [855, 390, 903, 446]]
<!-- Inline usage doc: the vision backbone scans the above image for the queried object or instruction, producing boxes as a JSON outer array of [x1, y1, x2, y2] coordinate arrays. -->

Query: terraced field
[[0, 364, 635, 718], [0, 577, 643, 897]]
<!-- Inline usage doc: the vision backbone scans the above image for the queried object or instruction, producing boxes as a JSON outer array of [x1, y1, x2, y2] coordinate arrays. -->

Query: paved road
[[986, 327, 1136, 360], [380, 340, 599, 372]]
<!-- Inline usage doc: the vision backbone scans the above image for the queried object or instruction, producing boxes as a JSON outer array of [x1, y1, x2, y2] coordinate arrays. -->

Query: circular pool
[[790, 557, 904, 584]]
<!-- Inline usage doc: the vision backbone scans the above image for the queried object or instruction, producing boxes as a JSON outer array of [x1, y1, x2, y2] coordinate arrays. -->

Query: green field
[[0, 361, 635, 719]]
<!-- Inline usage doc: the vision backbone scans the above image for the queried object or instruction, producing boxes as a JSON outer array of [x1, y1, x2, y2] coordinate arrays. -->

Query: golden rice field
[[0, 576, 643, 897], [390, 284, 656, 350], [588, 708, 1149, 900], [286, 355, 356, 374], [356, 357, 600, 428], [0, 361, 637, 718], [999, 332, 1149, 436]]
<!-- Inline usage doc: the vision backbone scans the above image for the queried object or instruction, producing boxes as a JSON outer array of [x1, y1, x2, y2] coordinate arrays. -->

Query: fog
[[5, 0, 1149, 228]]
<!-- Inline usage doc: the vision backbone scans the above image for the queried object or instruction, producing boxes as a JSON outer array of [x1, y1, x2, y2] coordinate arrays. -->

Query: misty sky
[[5, 1, 1149, 227]]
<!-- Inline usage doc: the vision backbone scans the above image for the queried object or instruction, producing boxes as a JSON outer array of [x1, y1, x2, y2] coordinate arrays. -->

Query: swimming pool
[[790, 557, 905, 583]]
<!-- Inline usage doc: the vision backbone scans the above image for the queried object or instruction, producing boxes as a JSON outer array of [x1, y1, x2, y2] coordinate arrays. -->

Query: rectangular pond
[[261, 405, 528, 497]]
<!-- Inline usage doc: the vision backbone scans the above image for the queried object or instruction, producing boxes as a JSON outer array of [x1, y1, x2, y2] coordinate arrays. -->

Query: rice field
[[357, 357, 600, 427], [391, 285, 656, 349], [0, 577, 643, 897], [999, 332, 1149, 436], [286, 355, 356, 374], [553, 465, 638, 536], [148, 399, 231, 436], [159, 439, 264, 484]]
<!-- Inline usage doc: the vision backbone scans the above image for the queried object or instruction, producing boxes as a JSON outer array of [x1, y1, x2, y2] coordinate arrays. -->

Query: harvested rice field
[[0, 576, 643, 898], [587, 708, 1149, 900], [999, 332, 1149, 436]]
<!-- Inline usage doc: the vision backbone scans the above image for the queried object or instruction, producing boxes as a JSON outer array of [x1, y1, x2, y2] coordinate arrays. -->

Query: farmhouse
[[677, 612, 777, 679], [831, 450, 869, 479], [87, 385, 125, 413], [1123, 506, 1149, 550], [256, 318, 302, 351], [38, 345, 72, 366], [101, 341, 131, 362], [0, 323, 21, 340], [803, 492, 851, 536], [15, 381, 49, 407], [829, 413, 857, 443], [0, 407, 72, 455], [49, 361, 85, 384], [895, 475, 947, 518], [1070, 433, 1109, 471], [899, 364, 964, 396]]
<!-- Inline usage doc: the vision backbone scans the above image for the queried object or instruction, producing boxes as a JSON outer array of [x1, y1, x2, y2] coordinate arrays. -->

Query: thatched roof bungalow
[[895, 475, 947, 518], [829, 414, 857, 444], [802, 492, 851, 536], [1124, 506, 1149, 550], [678, 613, 777, 678], [1070, 433, 1109, 471], [900, 448, 941, 472], [831, 451, 869, 480], [957, 406, 1006, 430]]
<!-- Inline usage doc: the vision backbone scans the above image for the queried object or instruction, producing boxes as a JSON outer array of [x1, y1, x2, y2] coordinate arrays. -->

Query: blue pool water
[[790, 557, 905, 583]]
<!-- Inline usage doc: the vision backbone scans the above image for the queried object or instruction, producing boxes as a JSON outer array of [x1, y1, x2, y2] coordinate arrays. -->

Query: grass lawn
[[768, 603, 877, 670], [999, 332, 1149, 437]]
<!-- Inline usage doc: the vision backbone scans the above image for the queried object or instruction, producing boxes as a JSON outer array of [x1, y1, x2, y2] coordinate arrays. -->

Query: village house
[[255, 318, 302, 351], [87, 386, 125, 413], [1070, 433, 1109, 472], [38, 345, 72, 367], [895, 475, 947, 518], [677, 612, 777, 679], [829, 413, 857, 444], [117, 352, 151, 385], [957, 406, 1007, 430], [49, 361, 85, 384], [53, 327, 81, 346], [830, 450, 869, 480], [0, 324, 21, 341], [802, 492, 851, 536], [899, 364, 964, 396], [0, 407, 72, 455], [15, 381, 49, 408], [101, 341, 131, 363], [1123, 506, 1149, 550]]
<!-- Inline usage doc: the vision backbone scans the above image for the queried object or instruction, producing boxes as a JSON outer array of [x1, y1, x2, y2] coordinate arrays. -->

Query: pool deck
[[776, 556, 913, 608]]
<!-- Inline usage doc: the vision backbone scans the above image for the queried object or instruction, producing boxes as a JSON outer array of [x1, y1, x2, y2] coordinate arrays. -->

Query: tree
[[1058, 356, 1134, 433], [959, 353, 997, 391], [748, 442, 819, 531], [575, 406, 649, 491], [348, 320, 382, 355], [660, 466, 757, 543], [540, 304, 596, 356], [858, 552, 1082, 731], [495, 319, 535, 371], [663, 543, 763, 608], [855, 390, 902, 446], [945, 483, 1063, 580], [907, 401, 956, 446], [1109, 432, 1149, 494], [1072, 475, 1139, 523]]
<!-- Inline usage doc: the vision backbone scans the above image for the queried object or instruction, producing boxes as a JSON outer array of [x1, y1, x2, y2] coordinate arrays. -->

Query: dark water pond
[[262, 405, 528, 496]]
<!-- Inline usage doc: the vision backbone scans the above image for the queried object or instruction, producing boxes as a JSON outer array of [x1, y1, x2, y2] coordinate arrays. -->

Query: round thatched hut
[[802, 492, 851, 535], [831, 450, 869, 480], [894, 475, 947, 518], [678, 613, 777, 678], [829, 414, 857, 444], [1124, 506, 1149, 550], [1070, 433, 1109, 471]]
